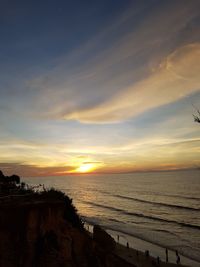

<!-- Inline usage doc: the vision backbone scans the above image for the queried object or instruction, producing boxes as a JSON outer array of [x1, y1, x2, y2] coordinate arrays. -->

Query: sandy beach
[[114, 243, 188, 267], [85, 223, 199, 267], [107, 229, 200, 267]]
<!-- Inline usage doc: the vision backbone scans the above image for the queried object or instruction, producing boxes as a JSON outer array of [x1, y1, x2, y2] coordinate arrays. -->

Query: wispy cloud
[[66, 44, 200, 123], [0, 1, 200, 175], [22, 1, 200, 124]]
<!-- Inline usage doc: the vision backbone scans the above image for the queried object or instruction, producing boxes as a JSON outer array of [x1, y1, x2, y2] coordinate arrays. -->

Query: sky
[[0, 0, 200, 176]]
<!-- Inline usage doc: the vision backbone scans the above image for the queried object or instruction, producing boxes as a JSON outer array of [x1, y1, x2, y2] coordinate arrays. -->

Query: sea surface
[[24, 170, 200, 265]]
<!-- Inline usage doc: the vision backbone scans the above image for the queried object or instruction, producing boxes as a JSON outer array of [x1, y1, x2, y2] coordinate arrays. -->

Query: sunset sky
[[0, 0, 200, 176]]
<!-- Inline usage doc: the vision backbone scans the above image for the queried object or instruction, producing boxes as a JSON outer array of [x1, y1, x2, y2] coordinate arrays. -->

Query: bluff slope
[[0, 191, 135, 267]]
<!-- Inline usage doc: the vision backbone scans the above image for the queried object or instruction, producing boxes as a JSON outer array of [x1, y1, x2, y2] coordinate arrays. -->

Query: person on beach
[[126, 242, 129, 249], [157, 256, 160, 266], [175, 250, 181, 264], [176, 255, 180, 264], [165, 248, 168, 262], [145, 250, 149, 257]]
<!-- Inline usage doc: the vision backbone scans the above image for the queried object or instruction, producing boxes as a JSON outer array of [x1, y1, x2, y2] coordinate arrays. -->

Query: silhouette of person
[[165, 248, 168, 262], [145, 250, 149, 257], [176, 255, 180, 264], [126, 242, 129, 249], [157, 256, 160, 266]]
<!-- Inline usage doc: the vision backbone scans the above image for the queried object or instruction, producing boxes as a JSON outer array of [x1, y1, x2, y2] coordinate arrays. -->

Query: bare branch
[[193, 108, 200, 123], [193, 115, 200, 123]]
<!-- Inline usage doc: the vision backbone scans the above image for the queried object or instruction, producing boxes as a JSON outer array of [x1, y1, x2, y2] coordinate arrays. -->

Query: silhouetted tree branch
[[193, 108, 200, 123]]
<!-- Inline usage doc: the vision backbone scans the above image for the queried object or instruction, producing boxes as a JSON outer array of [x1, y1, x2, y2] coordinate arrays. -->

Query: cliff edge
[[0, 171, 135, 267]]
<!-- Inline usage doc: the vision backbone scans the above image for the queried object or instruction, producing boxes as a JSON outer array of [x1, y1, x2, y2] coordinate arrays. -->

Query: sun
[[76, 163, 95, 173]]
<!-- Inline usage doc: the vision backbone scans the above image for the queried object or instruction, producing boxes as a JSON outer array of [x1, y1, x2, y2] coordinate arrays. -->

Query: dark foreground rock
[[93, 224, 116, 252], [0, 196, 136, 267]]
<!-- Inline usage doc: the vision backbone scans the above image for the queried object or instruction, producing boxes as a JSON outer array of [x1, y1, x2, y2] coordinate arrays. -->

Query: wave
[[108, 218, 124, 223], [113, 194, 200, 211], [82, 215, 200, 264], [98, 187, 200, 201], [76, 187, 200, 204], [82, 200, 200, 230], [146, 192, 200, 201]]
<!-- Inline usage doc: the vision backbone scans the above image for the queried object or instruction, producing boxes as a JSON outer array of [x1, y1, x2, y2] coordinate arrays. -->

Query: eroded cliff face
[[0, 200, 135, 267]]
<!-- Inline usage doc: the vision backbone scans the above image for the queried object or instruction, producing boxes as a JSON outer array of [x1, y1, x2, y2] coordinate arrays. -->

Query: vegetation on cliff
[[37, 188, 84, 229], [0, 170, 83, 229]]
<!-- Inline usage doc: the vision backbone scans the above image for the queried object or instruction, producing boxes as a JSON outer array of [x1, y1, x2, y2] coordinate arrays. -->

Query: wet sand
[[114, 243, 187, 267], [85, 223, 199, 267], [107, 229, 199, 267]]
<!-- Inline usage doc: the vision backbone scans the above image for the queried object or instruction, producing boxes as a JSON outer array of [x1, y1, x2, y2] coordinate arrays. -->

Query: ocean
[[24, 170, 200, 266]]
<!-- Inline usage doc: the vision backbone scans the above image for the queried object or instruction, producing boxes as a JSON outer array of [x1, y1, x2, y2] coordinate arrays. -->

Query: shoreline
[[84, 222, 200, 267], [108, 229, 200, 266], [114, 242, 187, 267]]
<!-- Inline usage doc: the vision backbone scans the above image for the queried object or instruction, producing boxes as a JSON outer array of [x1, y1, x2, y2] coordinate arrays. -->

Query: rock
[[0, 201, 95, 267], [0, 196, 136, 267], [93, 225, 116, 252]]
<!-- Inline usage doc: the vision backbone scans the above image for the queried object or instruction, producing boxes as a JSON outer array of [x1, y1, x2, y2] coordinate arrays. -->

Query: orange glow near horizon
[[75, 163, 96, 173]]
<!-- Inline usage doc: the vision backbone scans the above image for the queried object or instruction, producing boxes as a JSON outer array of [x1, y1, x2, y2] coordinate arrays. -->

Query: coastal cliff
[[0, 200, 87, 267], [0, 193, 135, 267]]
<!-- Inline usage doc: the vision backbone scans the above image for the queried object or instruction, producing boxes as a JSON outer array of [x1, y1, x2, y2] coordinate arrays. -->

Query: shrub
[[38, 188, 84, 229]]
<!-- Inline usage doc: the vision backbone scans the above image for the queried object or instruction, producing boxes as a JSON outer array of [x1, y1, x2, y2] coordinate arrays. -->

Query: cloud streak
[[66, 44, 200, 123], [0, 1, 200, 175], [0, 163, 75, 177], [22, 1, 200, 124]]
